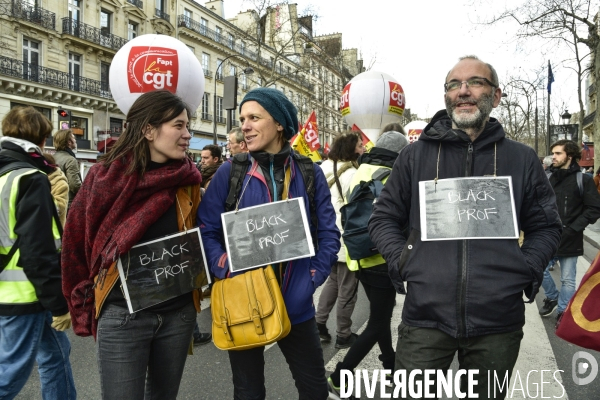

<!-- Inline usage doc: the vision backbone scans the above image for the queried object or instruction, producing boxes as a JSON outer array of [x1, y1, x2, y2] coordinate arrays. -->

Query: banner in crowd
[[292, 111, 321, 162], [556, 251, 600, 351], [351, 125, 374, 152], [324, 142, 331, 155]]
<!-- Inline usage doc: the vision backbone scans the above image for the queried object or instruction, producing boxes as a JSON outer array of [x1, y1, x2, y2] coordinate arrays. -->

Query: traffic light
[[57, 109, 70, 118]]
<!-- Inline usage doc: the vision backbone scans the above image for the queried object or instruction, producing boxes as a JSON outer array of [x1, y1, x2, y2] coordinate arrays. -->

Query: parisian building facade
[[0, 0, 363, 166]]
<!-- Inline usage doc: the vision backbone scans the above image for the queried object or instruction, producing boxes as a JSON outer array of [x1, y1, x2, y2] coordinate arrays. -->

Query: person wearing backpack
[[315, 132, 364, 349], [327, 130, 408, 399], [538, 140, 600, 323], [198, 87, 340, 400]]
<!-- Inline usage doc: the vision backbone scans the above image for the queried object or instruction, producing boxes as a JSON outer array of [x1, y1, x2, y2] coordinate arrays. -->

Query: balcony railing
[[5, 0, 56, 30], [126, 0, 143, 8], [203, 69, 212, 78], [216, 116, 226, 124], [201, 113, 212, 121], [231, 120, 239, 127], [155, 8, 170, 21], [62, 18, 127, 51], [0, 55, 112, 99], [215, 72, 224, 81]]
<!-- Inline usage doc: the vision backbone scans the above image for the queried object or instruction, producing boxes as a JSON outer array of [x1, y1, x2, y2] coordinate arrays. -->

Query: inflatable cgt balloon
[[109, 34, 204, 115], [340, 71, 405, 142], [404, 120, 427, 144]]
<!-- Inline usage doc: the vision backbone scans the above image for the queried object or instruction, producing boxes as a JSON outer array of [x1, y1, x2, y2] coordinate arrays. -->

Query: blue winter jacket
[[197, 152, 340, 325]]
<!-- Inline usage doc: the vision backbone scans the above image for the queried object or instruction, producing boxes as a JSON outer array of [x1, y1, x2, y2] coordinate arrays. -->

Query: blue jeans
[[96, 302, 196, 400], [228, 318, 328, 400], [541, 256, 578, 313], [0, 311, 76, 400]]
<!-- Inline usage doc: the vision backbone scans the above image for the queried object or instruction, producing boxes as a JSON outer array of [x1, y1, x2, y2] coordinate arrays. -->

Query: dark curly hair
[[328, 131, 360, 163], [551, 139, 581, 163]]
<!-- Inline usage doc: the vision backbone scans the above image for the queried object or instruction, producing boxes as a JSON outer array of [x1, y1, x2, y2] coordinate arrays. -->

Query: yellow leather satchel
[[211, 266, 291, 350]]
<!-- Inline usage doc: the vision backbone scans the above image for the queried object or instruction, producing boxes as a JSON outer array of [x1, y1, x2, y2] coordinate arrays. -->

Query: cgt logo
[[340, 83, 351, 116], [388, 82, 405, 116], [572, 351, 598, 385], [127, 47, 179, 93]]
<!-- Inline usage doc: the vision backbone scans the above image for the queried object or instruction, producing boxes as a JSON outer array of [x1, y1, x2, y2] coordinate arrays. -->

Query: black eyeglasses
[[444, 77, 496, 92]]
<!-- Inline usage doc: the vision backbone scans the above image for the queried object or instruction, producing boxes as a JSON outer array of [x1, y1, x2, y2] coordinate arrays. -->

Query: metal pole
[[534, 106, 538, 155], [547, 91, 551, 155]]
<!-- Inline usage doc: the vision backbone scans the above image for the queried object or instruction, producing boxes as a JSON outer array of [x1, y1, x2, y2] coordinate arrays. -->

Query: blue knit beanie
[[239, 88, 298, 140]]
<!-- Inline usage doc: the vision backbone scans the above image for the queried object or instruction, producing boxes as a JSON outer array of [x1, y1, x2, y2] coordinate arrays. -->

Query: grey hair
[[445, 55, 499, 87], [229, 127, 244, 144]]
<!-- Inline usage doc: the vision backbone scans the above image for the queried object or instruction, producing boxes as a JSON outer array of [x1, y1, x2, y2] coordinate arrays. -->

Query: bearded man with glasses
[[368, 56, 562, 399]]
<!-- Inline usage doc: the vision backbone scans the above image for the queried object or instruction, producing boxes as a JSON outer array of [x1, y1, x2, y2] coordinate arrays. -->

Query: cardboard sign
[[221, 198, 315, 273], [117, 228, 210, 313], [419, 177, 519, 241]]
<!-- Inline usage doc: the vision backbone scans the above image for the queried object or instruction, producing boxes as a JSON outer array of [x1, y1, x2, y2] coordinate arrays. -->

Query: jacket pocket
[[398, 229, 419, 280]]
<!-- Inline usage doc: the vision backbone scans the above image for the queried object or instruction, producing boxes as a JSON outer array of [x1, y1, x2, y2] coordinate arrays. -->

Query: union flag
[[351, 124, 374, 152]]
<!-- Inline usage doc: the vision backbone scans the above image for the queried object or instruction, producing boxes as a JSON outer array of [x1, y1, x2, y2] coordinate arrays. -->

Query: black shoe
[[193, 332, 212, 346], [555, 311, 564, 328], [539, 298, 558, 317], [335, 333, 358, 349], [317, 322, 331, 342]]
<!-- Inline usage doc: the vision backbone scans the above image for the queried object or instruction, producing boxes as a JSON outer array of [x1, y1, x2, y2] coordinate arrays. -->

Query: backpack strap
[[291, 153, 318, 251], [225, 153, 251, 212], [577, 171, 583, 197], [371, 168, 391, 182]]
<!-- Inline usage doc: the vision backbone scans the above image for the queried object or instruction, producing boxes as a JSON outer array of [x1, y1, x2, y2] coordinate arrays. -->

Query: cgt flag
[[351, 124, 374, 152], [556, 250, 600, 351], [292, 111, 321, 162]]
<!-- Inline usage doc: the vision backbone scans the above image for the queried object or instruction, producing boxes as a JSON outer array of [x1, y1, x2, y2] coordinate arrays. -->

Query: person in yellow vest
[[0, 106, 75, 400]]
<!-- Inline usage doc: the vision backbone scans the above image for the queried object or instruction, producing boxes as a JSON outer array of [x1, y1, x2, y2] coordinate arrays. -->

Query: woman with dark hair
[[198, 87, 340, 399], [315, 131, 363, 348], [61, 90, 203, 400], [53, 129, 81, 207]]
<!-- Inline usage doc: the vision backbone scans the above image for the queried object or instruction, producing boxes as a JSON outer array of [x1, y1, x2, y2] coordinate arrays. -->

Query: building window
[[70, 115, 88, 141], [200, 18, 207, 34], [230, 65, 236, 77], [240, 74, 247, 90], [68, 52, 81, 91], [11, 102, 50, 120], [100, 62, 110, 95], [227, 33, 234, 49], [201, 53, 210, 72], [184, 8, 192, 19], [128, 21, 138, 40], [217, 96, 224, 122], [22, 37, 39, 82], [202, 92, 209, 117], [240, 41, 246, 55], [100, 9, 111, 36], [215, 26, 222, 43], [279, 62, 283, 74], [216, 59, 223, 80], [68, 0, 81, 21]]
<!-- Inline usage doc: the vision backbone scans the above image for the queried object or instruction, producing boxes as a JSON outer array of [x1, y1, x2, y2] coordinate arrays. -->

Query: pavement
[[584, 219, 600, 253]]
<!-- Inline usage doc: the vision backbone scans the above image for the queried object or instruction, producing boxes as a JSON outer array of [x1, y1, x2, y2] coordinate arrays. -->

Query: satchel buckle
[[221, 316, 232, 342], [252, 309, 264, 335]]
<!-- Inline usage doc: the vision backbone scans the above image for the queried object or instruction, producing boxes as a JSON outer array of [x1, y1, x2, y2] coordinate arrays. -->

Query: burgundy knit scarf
[[62, 156, 201, 336]]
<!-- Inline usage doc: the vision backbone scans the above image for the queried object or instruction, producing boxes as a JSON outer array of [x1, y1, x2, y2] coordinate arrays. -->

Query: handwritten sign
[[419, 177, 519, 241], [221, 198, 315, 273], [117, 228, 210, 313], [550, 124, 579, 144]]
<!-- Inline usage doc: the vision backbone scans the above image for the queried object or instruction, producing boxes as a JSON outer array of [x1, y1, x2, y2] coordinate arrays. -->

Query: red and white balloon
[[109, 34, 204, 115], [340, 71, 406, 142], [404, 120, 428, 143]]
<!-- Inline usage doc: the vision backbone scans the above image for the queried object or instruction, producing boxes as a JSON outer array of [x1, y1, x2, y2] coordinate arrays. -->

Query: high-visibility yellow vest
[[0, 168, 61, 305], [345, 163, 392, 271]]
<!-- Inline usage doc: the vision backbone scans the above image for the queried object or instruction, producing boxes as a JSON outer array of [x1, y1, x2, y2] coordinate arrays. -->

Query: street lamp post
[[212, 54, 254, 145]]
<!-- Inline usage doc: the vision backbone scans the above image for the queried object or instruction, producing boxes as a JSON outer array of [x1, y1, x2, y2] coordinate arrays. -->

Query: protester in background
[[199, 87, 340, 400], [62, 90, 204, 400], [539, 140, 600, 324], [315, 131, 363, 349], [380, 122, 407, 135], [200, 144, 223, 189], [327, 130, 408, 399], [42, 153, 69, 228], [227, 127, 247, 156], [0, 106, 75, 400], [369, 56, 561, 398], [53, 129, 82, 207], [594, 167, 600, 195]]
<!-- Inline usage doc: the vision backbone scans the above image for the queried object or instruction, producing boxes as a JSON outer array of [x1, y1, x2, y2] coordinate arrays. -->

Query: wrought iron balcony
[[3, 0, 56, 30], [203, 69, 212, 78], [201, 113, 212, 121], [0, 55, 112, 99], [126, 0, 143, 8], [215, 72, 224, 81], [155, 8, 170, 21], [62, 18, 127, 51]]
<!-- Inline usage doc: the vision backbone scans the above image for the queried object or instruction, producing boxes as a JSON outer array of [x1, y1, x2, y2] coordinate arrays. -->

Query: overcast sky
[[219, 0, 579, 123]]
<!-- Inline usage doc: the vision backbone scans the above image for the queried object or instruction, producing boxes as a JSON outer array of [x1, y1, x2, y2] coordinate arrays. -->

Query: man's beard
[[445, 91, 494, 131]]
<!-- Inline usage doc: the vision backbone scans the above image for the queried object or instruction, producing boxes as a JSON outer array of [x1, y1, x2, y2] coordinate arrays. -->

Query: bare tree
[[485, 0, 598, 159]]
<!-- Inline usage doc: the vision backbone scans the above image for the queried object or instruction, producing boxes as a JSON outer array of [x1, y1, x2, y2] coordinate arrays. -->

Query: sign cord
[[236, 162, 259, 212], [434, 143, 441, 192], [175, 195, 187, 232]]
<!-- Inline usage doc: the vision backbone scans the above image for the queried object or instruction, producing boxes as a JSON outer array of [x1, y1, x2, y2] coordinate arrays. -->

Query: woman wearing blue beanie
[[198, 87, 340, 399]]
